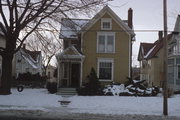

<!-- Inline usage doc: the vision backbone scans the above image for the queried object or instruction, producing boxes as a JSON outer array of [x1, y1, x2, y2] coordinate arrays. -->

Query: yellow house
[[56, 6, 135, 88]]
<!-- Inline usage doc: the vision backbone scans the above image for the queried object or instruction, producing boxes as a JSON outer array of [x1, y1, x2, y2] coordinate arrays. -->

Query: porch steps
[[57, 88, 77, 97]]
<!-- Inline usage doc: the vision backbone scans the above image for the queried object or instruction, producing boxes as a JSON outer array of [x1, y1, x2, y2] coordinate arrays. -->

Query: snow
[[22, 55, 38, 69], [0, 88, 180, 117], [60, 19, 90, 39], [144, 45, 156, 58], [0, 88, 61, 111]]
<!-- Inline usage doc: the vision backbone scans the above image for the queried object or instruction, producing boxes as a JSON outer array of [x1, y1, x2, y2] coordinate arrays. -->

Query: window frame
[[97, 58, 114, 81], [177, 64, 180, 79], [101, 18, 112, 30], [97, 32, 115, 53]]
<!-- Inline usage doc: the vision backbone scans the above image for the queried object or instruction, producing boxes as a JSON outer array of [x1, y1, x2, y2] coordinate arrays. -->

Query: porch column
[[80, 60, 83, 87], [57, 61, 61, 88]]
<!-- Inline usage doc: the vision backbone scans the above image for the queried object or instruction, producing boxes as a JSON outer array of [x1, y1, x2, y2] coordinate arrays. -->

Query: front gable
[[82, 6, 135, 37]]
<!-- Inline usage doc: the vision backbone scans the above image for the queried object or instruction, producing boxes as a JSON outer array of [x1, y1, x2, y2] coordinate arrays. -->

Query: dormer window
[[101, 18, 112, 30]]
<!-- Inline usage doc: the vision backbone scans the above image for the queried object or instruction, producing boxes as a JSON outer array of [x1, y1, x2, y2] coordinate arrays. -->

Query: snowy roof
[[138, 34, 172, 61], [59, 18, 90, 39], [19, 48, 41, 69], [56, 46, 85, 60], [59, 6, 135, 39], [23, 48, 41, 61]]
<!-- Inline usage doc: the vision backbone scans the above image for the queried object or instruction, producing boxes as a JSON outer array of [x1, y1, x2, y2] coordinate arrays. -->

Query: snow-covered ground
[[0, 88, 180, 117]]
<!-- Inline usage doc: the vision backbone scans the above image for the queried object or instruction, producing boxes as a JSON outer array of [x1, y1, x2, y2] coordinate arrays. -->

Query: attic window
[[101, 18, 112, 30]]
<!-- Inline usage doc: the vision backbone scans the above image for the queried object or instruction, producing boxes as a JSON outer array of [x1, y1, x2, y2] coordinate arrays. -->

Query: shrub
[[46, 82, 57, 94], [77, 68, 103, 96], [119, 92, 134, 96]]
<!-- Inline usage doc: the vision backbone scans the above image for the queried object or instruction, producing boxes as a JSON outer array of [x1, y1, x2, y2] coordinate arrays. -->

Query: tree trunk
[[0, 54, 13, 95]]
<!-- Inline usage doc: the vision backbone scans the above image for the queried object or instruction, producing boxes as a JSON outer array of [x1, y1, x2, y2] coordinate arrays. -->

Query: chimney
[[23, 44, 26, 49], [158, 31, 163, 40], [128, 8, 133, 29]]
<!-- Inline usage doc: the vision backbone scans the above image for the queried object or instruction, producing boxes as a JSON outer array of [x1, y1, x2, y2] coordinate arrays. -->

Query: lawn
[[0, 88, 180, 117]]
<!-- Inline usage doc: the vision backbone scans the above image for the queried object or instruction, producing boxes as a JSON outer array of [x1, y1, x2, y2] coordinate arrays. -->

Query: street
[[0, 109, 179, 120]]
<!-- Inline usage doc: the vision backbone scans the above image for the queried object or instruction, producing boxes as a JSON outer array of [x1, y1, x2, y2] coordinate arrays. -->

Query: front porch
[[56, 46, 85, 89], [58, 61, 82, 88]]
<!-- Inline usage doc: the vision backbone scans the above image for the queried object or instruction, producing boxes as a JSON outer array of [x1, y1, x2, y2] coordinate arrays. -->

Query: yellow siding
[[151, 48, 164, 87], [82, 13, 130, 85], [140, 48, 164, 87]]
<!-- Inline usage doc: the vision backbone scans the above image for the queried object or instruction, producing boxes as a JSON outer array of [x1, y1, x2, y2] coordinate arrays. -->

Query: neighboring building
[[46, 65, 56, 82], [0, 25, 5, 82], [138, 31, 168, 87], [56, 6, 135, 88], [132, 67, 140, 80], [168, 15, 180, 91], [13, 44, 43, 78]]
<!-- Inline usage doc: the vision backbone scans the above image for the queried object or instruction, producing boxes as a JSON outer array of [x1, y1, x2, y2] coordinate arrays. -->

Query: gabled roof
[[174, 15, 180, 32], [138, 34, 172, 61], [59, 18, 90, 39], [22, 48, 41, 62], [81, 5, 135, 36], [56, 46, 85, 59], [59, 5, 135, 39], [19, 48, 41, 69]]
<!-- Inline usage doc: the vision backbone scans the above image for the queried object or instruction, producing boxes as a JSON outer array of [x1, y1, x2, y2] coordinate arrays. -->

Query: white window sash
[[101, 18, 112, 30], [97, 58, 114, 81], [97, 32, 115, 53]]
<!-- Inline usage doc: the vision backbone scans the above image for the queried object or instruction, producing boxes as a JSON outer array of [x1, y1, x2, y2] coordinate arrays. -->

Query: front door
[[71, 63, 80, 87]]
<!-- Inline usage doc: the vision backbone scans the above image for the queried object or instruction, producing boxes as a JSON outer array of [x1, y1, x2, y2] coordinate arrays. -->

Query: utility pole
[[163, 0, 168, 116]]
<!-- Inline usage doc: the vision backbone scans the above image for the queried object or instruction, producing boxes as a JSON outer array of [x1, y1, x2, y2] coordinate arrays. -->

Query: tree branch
[[0, 1, 9, 31]]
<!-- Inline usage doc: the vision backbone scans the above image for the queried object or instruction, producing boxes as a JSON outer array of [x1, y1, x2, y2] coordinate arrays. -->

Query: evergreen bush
[[77, 68, 103, 96]]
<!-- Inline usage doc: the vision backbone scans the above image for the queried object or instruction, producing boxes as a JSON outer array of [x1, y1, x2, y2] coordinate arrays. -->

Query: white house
[[13, 44, 43, 78], [168, 15, 180, 91], [46, 65, 56, 82]]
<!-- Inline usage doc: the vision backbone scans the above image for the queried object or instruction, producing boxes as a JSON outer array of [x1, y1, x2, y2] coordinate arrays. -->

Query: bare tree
[[0, 0, 111, 95], [26, 30, 62, 75]]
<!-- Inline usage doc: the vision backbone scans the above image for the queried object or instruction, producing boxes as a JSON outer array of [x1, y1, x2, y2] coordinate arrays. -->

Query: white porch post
[[80, 59, 84, 87], [57, 61, 61, 88]]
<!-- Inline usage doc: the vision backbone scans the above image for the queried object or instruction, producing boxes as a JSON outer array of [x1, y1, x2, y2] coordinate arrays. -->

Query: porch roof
[[56, 46, 85, 60]]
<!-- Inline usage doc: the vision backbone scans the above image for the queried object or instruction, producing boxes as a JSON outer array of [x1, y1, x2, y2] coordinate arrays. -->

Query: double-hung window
[[97, 32, 115, 53], [98, 58, 114, 81], [101, 18, 112, 30]]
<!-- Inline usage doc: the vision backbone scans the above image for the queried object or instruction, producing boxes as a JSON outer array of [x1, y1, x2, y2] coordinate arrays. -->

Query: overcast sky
[[107, 0, 180, 66]]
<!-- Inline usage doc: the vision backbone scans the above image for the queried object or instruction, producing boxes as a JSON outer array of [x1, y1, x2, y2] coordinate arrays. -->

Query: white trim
[[97, 32, 115, 53], [57, 61, 60, 88], [97, 58, 114, 81], [174, 58, 176, 85], [101, 18, 112, 30], [57, 45, 85, 59], [80, 61, 83, 87], [81, 32, 84, 52]]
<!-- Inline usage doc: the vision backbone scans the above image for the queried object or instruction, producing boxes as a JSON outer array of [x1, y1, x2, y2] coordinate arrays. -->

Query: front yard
[[0, 88, 180, 117]]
